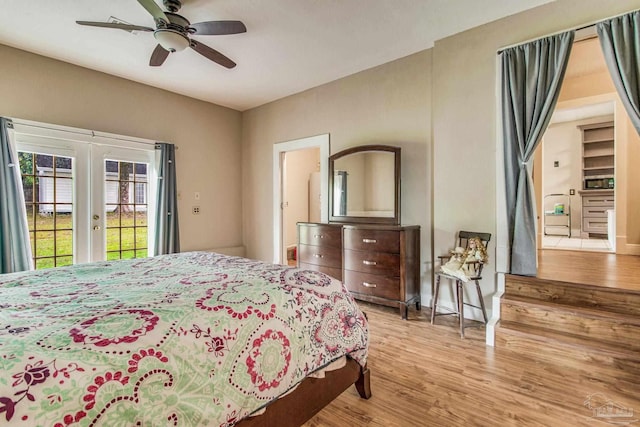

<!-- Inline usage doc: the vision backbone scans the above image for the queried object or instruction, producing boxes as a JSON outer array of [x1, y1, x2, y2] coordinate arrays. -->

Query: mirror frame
[[328, 144, 401, 225]]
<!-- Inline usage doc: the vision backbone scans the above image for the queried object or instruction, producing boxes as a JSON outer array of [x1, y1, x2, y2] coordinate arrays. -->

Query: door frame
[[272, 134, 329, 264]]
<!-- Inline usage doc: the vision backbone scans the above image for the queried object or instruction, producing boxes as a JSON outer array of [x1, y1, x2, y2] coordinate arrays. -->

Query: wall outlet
[[554, 160, 559, 167], [569, 189, 575, 195], [192, 206, 200, 215]]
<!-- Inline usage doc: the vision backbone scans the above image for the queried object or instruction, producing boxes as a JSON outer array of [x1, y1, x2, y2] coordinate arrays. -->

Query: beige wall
[[0, 44, 243, 253], [242, 50, 431, 296]]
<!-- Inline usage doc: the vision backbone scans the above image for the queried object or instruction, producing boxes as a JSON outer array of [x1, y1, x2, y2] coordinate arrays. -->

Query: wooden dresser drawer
[[298, 223, 342, 248], [298, 244, 341, 268], [343, 228, 400, 253], [343, 270, 400, 301], [298, 262, 342, 281], [343, 249, 400, 276]]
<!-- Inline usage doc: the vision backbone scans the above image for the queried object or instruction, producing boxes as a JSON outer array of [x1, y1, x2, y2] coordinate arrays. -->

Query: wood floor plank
[[304, 303, 640, 427]]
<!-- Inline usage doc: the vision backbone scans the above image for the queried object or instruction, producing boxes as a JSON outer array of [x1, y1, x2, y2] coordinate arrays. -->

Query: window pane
[[36, 154, 54, 177], [135, 227, 147, 248], [19, 152, 34, 175], [120, 162, 134, 181], [35, 210, 54, 230], [121, 228, 135, 250], [135, 211, 147, 227], [54, 212, 73, 229], [106, 228, 120, 250], [36, 258, 54, 270], [35, 231, 54, 258], [55, 230, 73, 256], [135, 249, 148, 258], [56, 256, 73, 267], [104, 159, 149, 261], [22, 176, 34, 203], [121, 250, 135, 260], [106, 208, 120, 226], [55, 157, 72, 171]]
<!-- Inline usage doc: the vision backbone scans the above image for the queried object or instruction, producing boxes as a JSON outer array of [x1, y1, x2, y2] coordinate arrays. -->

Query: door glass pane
[[105, 159, 149, 261], [19, 151, 74, 269]]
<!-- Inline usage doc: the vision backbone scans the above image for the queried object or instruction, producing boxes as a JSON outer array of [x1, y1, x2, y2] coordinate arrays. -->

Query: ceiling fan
[[76, 0, 246, 68]]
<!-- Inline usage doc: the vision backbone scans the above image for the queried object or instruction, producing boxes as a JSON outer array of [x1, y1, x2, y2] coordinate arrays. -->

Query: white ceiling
[[1, 0, 553, 111]]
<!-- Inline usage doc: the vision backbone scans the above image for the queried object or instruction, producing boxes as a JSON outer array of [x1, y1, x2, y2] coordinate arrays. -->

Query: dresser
[[298, 222, 420, 319], [297, 222, 343, 281]]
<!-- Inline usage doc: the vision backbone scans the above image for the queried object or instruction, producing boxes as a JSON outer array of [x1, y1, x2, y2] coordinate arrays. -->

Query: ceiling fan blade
[[190, 40, 236, 68], [137, 0, 169, 23], [150, 44, 170, 66], [189, 20, 247, 35], [76, 21, 154, 32]]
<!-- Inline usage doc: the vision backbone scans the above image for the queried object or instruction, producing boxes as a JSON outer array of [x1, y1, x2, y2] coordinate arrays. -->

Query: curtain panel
[[501, 31, 574, 276], [0, 117, 33, 273], [154, 142, 180, 255], [597, 10, 640, 134]]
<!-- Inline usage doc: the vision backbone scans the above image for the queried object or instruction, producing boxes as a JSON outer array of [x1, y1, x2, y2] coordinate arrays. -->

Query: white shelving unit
[[544, 193, 571, 237]]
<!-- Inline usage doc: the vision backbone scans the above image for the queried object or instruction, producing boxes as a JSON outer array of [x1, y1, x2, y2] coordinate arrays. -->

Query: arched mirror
[[329, 145, 400, 224]]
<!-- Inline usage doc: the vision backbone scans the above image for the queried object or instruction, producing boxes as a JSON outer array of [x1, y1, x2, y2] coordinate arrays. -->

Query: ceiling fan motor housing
[[163, 0, 182, 13], [154, 12, 190, 52]]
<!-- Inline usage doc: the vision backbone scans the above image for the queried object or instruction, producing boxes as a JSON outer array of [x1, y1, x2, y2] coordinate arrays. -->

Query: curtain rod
[[496, 23, 595, 55], [496, 8, 638, 55], [11, 119, 176, 149]]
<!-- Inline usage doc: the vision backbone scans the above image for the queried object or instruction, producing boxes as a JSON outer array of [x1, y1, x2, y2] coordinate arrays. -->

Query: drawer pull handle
[[313, 234, 324, 239], [362, 282, 377, 288], [362, 260, 377, 266], [362, 238, 377, 244], [313, 254, 323, 258]]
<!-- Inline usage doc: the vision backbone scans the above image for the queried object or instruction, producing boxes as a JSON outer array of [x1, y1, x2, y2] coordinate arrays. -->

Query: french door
[[14, 123, 156, 269]]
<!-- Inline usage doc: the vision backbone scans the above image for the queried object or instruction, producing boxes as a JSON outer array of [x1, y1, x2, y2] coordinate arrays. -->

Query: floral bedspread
[[0, 252, 369, 426]]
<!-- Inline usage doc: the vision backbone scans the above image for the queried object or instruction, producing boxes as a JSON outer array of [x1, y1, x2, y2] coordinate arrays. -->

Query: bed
[[0, 251, 370, 426]]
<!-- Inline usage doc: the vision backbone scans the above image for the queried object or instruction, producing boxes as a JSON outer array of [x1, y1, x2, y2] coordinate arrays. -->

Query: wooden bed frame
[[237, 358, 371, 426]]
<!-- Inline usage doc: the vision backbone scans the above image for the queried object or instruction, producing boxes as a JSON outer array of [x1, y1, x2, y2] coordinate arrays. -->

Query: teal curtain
[[597, 10, 640, 134], [501, 32, 574, 276], [0, 117, 33, 273], [154, 143, 180, 255]]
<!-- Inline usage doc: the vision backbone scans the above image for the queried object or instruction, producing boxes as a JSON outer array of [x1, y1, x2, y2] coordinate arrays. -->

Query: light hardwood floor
[[304, 301, 640, 427], [538, 249, 640, 291]]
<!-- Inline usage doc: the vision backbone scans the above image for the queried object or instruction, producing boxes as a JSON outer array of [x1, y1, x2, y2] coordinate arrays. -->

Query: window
[[19, 152, 74, 269], [105, 160, 149, 260]]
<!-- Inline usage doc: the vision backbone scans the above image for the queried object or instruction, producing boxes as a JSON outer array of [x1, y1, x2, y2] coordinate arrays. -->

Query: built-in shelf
[[580, 121, 614, 180], [579, 122, 615, 238]]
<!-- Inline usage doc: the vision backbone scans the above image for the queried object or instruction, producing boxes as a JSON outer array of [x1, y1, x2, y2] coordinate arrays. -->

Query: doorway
[[12, 120, 157, 268], [272, 134, 329, 264], [536, 35, 619, 253]]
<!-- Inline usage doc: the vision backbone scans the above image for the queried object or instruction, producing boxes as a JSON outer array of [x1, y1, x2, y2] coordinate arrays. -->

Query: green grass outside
[[30, 211, 148, 269]]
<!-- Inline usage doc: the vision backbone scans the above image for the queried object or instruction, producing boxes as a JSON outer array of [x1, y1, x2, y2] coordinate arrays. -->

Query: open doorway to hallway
[[282, 148, 321, 265], [272, 134, 329, 265], [535, 33, 640, 254]]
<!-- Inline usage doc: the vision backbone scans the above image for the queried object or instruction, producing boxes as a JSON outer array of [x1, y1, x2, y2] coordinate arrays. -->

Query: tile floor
[[542, 234, 612, 252]]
